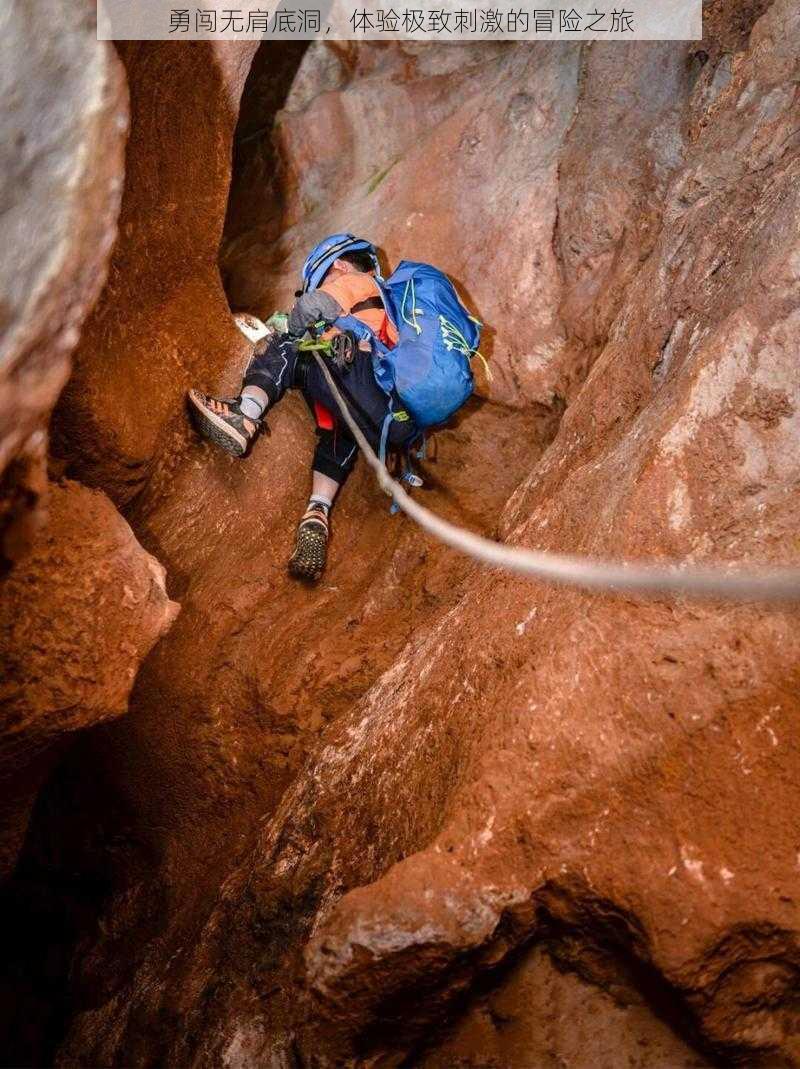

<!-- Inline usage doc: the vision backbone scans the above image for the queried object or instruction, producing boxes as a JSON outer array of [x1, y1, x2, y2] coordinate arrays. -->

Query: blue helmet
[[301, 233, 381, 293]]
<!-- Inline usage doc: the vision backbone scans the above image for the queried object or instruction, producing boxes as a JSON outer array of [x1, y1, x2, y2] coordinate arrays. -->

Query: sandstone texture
[[53, 41, 259, 505], [418, 944, 711, 1068], [0, 480, 178, 876], [0, 0, 126, 565], [0, 0, 137, 916], [0, 14, 180, 1055], [221, 40, 695, 412], [0, 479, 178, 1066], [244, 11, 797, 1063], [3, 4, 800, 1068]]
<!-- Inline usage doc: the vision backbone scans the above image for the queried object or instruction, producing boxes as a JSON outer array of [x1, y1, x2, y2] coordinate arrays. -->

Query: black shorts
[[243, 333, 418, 484]]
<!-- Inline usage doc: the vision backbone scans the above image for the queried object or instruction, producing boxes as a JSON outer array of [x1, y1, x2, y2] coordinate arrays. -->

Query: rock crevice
[[2, 6, 799, 1067]]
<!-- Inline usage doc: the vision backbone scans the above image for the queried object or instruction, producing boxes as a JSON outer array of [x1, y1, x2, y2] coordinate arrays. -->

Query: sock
[[308, 494, 332, 514], [239, 386, 269, 420]]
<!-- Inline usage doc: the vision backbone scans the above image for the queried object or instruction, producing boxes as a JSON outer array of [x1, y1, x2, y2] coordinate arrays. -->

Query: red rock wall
[[0, 1, 126, 564], [52, 41, 259, 505], [238, 9, 798, 1063], [0, 31, 258, 1060], [4, 5, 799, 1068], [0, 481, 178, 877], [0, 2, 182, 892], [57, 10, 799, 1067], [221, 40, 696, 412], [32, 51, 555, 1069]]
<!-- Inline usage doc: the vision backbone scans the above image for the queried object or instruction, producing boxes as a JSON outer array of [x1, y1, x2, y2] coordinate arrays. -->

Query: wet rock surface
[[2, 3, 800, 1067]]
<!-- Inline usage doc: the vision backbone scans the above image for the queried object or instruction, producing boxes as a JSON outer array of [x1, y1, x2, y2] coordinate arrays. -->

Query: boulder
[[0, 480, 178, 877]]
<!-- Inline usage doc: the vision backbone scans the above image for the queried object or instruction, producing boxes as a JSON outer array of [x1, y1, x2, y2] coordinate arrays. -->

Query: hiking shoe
[[288, 504, 329, 582], [187, 389, 260, 457]]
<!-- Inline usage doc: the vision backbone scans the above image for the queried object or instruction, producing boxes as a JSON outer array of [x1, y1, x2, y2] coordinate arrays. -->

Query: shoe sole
[[187, 391, 248, 457], [288, 524, 328, 583]]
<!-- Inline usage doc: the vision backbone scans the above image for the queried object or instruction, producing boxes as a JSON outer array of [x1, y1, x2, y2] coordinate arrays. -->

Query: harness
[[303, 284, 411, 440], [296, 332, 421, 499]]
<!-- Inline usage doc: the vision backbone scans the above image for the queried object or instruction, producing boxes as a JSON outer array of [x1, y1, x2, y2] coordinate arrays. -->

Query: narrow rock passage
[[2, 12, 799, 1068], [7, 42, 560, 1059], [15, 380, 549, 1069]]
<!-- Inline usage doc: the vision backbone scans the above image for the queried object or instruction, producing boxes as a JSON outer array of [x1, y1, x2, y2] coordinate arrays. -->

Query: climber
[[187, 234, 420, 583]]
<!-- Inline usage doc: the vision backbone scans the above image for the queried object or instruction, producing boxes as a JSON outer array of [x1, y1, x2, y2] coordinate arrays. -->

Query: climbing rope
[[312, 353, 800, 604]]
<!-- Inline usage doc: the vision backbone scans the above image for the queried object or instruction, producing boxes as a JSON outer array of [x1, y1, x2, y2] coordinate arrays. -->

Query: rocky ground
[[1, 2, 799, 1066]]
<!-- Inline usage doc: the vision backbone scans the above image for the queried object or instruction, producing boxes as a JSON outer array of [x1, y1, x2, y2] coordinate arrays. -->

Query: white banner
[[97, 0, 702, 40]]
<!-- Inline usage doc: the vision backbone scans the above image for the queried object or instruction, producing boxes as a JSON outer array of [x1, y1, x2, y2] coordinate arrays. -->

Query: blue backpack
[[335, 260, 483, 458]]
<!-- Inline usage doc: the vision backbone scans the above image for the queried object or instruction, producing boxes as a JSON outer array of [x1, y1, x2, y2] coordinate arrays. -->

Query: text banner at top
[[97, 0, 702, 40]]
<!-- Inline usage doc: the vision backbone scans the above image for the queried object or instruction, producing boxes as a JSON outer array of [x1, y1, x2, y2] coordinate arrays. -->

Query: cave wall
[[0, 2, 183, 882], [2, 3, 798, 1067], [0, 11, 185, 1058], [226, 8, 798, 1063], [418, 943, 712, 1068], [0, 0, 126, 565], [0, 480, 177, 877], [59, 8, 800, 1069], [221, 39, 702, 414], [52, 41, 260, 505]]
